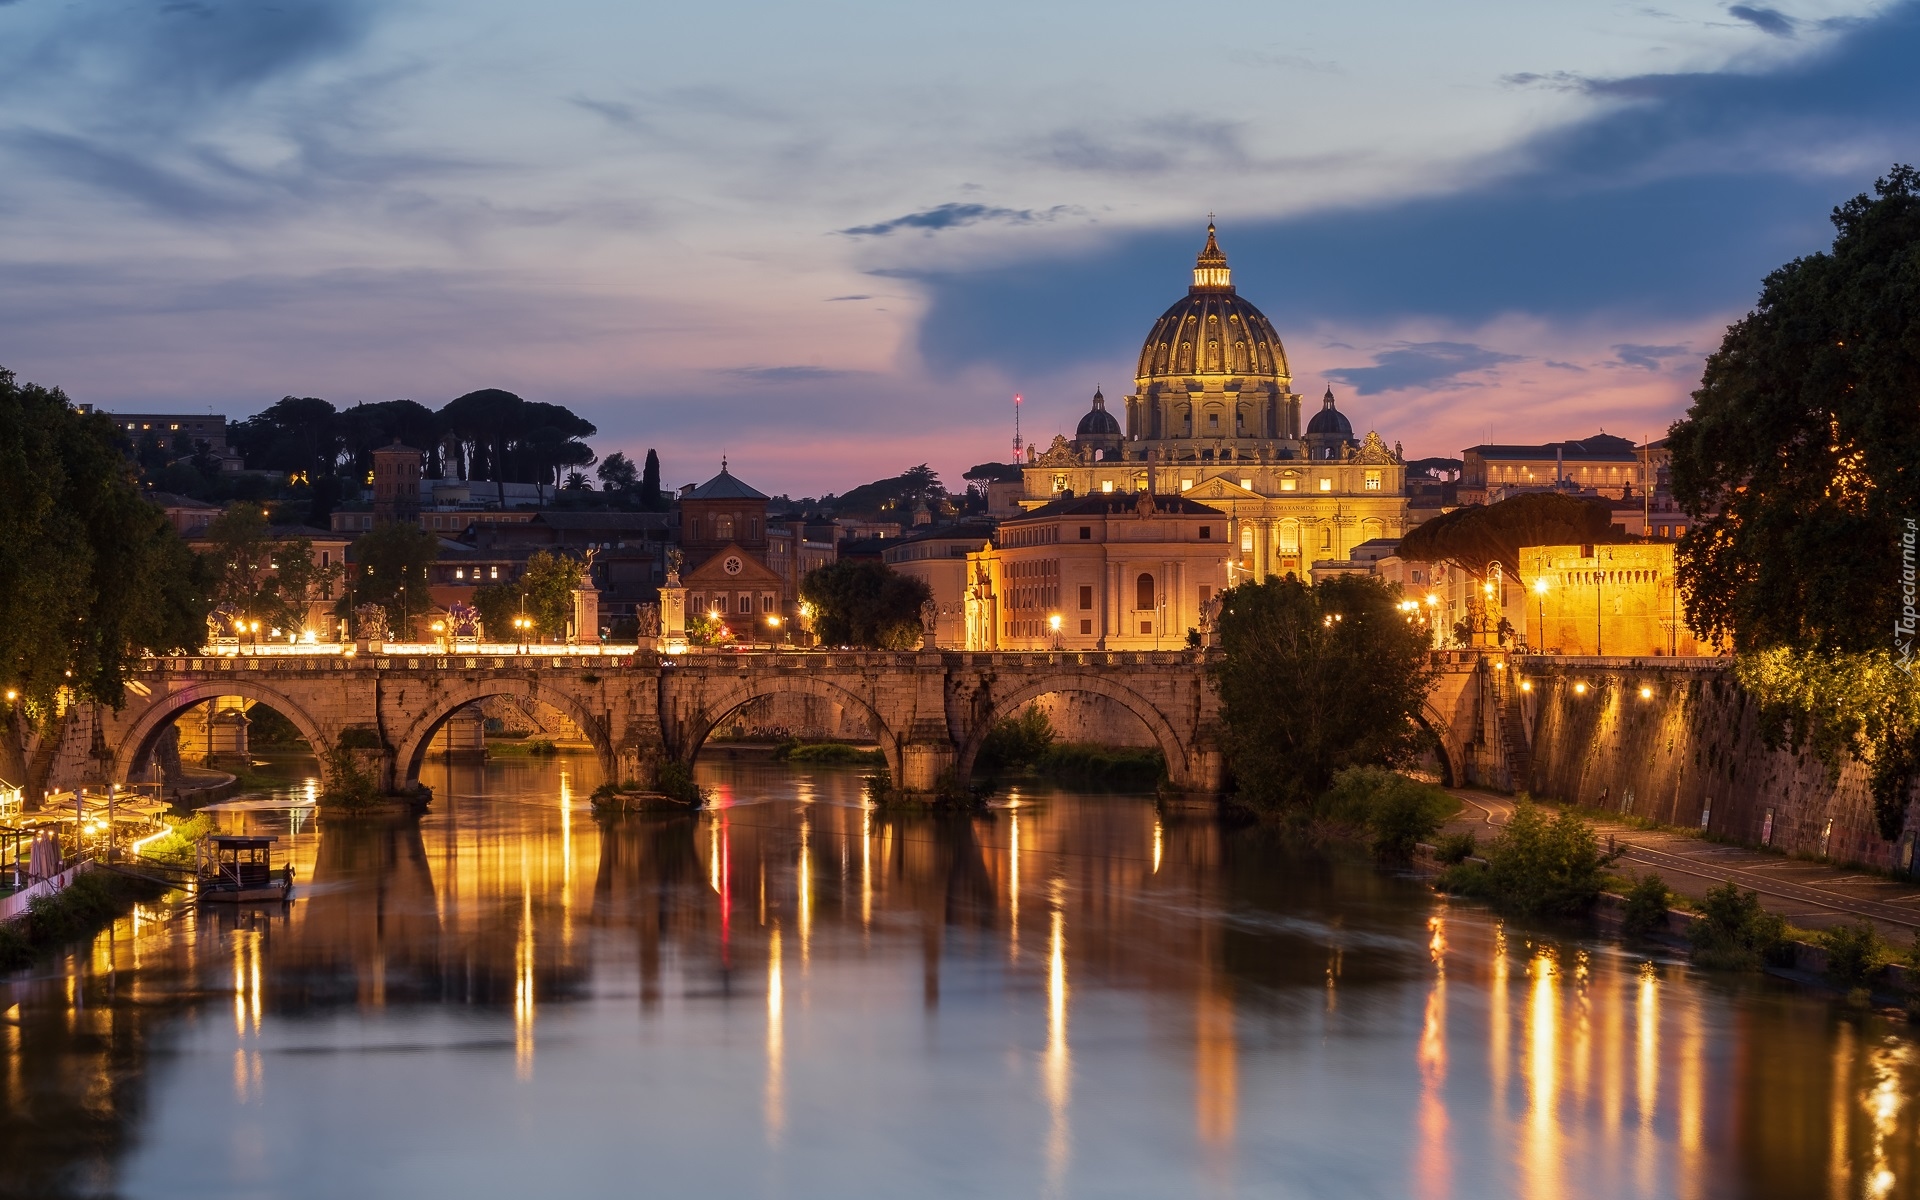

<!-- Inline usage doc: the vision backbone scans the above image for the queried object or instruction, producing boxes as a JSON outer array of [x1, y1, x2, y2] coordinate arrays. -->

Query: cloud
[[1611, 342, 1693, 369], [1326, 342, 1525, 394], [1728, 4, 1797, 36], [1029, 116, 1252, 176], [838, 203, 1066, 237], [825, 294, 872, 302], [1501, 71, 1595, 91], [896, 1, 1920, 380], [725, 366, 852, 383]]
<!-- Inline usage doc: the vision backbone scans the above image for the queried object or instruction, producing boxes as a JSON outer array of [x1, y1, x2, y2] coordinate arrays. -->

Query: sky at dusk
[[2, 0, 1915, 495]]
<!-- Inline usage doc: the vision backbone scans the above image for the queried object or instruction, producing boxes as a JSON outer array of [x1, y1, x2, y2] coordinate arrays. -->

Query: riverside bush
[[1820, 920, 1886, 988], [655, 761, 705, 806], [1433, 831, 1477, 865], [1620, 873, 1673, 938], [1439, 802, 1606, 916], [778, 741, 886, 765], [1688, 881, 1788, 970], [1320, 766, 1455, 861]]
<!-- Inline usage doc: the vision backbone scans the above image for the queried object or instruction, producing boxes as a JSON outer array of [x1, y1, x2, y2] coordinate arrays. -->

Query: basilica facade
[[1018, 224, 1408, 580]]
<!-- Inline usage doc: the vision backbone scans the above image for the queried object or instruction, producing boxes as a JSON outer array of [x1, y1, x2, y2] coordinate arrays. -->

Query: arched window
[[717, 515, 735, 540], [1135, 573, 1155, 611]]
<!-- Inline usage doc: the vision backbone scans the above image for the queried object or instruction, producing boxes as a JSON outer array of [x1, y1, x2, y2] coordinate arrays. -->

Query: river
[[2, 752, 1917, 1199]]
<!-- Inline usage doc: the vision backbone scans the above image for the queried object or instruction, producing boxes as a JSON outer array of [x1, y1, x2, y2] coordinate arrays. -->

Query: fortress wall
[[1522, 662, 1914, 872]]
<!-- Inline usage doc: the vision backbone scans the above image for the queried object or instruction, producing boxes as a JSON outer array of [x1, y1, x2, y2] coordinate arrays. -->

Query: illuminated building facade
[[1021, 224, 1408, 577]]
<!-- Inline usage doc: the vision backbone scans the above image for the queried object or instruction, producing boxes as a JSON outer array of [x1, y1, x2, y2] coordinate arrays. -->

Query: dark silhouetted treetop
[[800, 560, 931, 650], [1397, 491, 1624, 584], [230, 396, 344, 478], [1669, 164, 1920, 656]]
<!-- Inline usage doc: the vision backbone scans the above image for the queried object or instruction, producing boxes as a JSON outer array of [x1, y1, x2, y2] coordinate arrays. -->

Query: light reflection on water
[[4, 753, 1920, 1198]]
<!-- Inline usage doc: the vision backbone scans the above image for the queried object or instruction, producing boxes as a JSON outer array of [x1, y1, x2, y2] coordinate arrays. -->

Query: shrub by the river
[[655, 760, 705, 807], [1820, 920, 1887, 988], [976, 708, 1054, 774], [320, 744, 382, 809], [0, 869, 169, 971], [1620, 873, 1673, 938], [138, 815, 213, 867], [1319, 766, 1456, 861], [1687, 881, 1789, 971], [1036, 744, 1165, 788], [1433, 831, 1477, 865], [1440, 801, 1607, 916]]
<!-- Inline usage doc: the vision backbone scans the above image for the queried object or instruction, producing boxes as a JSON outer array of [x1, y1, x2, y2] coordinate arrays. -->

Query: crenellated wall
[[1519, 659, 1916, 872]]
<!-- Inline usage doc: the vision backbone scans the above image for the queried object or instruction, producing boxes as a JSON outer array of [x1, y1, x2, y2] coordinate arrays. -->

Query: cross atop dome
[[1192, 221, 1232, 291]]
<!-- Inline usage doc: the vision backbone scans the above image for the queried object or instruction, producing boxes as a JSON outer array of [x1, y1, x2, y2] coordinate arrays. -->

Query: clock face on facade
[[723, 555, 744, 576]]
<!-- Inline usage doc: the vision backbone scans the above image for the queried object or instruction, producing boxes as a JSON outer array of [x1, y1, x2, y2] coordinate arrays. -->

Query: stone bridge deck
[[107, 649, 1230, 796]]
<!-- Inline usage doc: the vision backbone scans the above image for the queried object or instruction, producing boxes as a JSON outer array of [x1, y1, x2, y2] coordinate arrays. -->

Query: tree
[[1209, 574, 1437, 811], [229, 396, 342, 478], [348, 523, 439, 640], [520, 550, 585, 640], [597, 452, 638, 493], [1667, 166, 1920, 836], [800, 560, 931, 649], [470, 550, 585, 642], [640, 449, 664, 510], [0, 368, 208, 804], [826, 466, 947, 521], [201, 503, 339, 639], [1397, 492, 1624, 585]]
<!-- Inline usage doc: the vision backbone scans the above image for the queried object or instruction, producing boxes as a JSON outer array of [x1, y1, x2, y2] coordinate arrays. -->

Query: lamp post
[[1048, 612, 1063, 650], [766, 613, 782, 650]]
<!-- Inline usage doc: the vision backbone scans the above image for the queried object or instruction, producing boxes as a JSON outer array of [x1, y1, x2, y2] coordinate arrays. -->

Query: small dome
[[1076, 387, 1121, 438], [1306, 386, 1353, 437]]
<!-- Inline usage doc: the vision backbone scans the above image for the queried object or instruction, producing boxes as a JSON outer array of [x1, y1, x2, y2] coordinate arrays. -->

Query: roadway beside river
[[1445, 789, 1920, 942]]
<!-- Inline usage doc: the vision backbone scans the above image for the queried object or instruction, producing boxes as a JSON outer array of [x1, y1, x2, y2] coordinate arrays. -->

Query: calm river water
[[3, 753, 1919, 1199]]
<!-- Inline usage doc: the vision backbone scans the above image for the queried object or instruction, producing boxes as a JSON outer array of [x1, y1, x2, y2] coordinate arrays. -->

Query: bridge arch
[[391, 677, 615, 787], [954, 673, 1189, 789], [1415, 702, 1460, 789], [675, 675, 902, 785], [113, 679, 333, 784]]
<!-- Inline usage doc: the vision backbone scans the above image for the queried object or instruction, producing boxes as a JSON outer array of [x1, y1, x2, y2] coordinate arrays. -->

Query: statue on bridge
[[353, 603, 390, 644]]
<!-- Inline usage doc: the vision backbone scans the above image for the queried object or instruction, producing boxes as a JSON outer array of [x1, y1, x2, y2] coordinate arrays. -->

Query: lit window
[[455, 569, 465, 580], [489, 566, 499, 580], [1365, 471, 1381, 491], [1241, 526, 1254, 552], [1101, 480, 1113, 493], [1280, 477, 1297, 492], [1240, 479, 1252, 490], [1181, 479, 1193, 491], [1319, 478, 1333, 492]]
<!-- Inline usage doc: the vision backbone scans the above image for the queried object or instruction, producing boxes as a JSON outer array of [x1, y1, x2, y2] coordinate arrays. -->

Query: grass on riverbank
[[0, 869, 169, 972], [775, 740, 887, 766]]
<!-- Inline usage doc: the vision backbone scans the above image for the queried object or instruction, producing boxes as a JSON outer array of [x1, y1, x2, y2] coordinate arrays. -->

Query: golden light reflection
[[1009, 810, 1021, 961], [559, 771, 573, 946], [1152, 817, 1163, 875], [1415, 915, 1449, 1200], [710, 818, 721, 893], [798, 812, 812, 968], [1490, 923, 1508, 1117], [514, 881, 535, 1081], [1677, 994, 1704, 1200], [1044, 902, 1071, 1196], [1831, 1021, 1856, 1200], [861, 805, 872, 935], [1195, 971, 1237, 1155], [1524, 950, 1560, 1200], [766, 924, 785, 1146], [1636, 962, 1660, 1197], [1865, 1040, 1907, 1200]]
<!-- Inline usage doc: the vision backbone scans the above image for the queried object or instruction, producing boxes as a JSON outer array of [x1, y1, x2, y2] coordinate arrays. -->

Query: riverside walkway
[[1445, 788, 1920, 942]]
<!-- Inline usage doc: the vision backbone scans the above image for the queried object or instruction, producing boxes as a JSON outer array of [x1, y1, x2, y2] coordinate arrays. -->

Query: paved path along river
[[1449, 789, 1920, 940]]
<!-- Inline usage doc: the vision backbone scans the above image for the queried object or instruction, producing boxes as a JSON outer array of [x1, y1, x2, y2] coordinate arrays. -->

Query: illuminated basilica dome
[[1123, 224, 1301, 450]]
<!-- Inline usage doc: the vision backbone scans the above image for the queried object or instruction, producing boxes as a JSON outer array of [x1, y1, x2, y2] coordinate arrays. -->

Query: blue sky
[[0, 0, 1911, 493]]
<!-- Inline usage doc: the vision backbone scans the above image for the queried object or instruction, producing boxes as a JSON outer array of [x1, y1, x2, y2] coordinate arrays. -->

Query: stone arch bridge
[[92, 649, 1497, 800]]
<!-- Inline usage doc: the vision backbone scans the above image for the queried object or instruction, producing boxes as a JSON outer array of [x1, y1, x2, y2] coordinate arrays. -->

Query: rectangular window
[[1080, 619, 1093, 635], [1199, 585, 1211, 606], [1241, 526, 1254, 552], [1101, 480, 1113, 493], [1365, 471, 1382, 491], [1280, 477, 1297, 492], [489, 566, 499, 580], [1240, 479, 1252, 490], [1199, 525, 1211, 539], [1139, 620, 1152, 635], [1079, 526, 1091, 540], [455, 568, 465, 580], [1181, 479, 1194, 491], [1078, 585, 1093, 610]]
